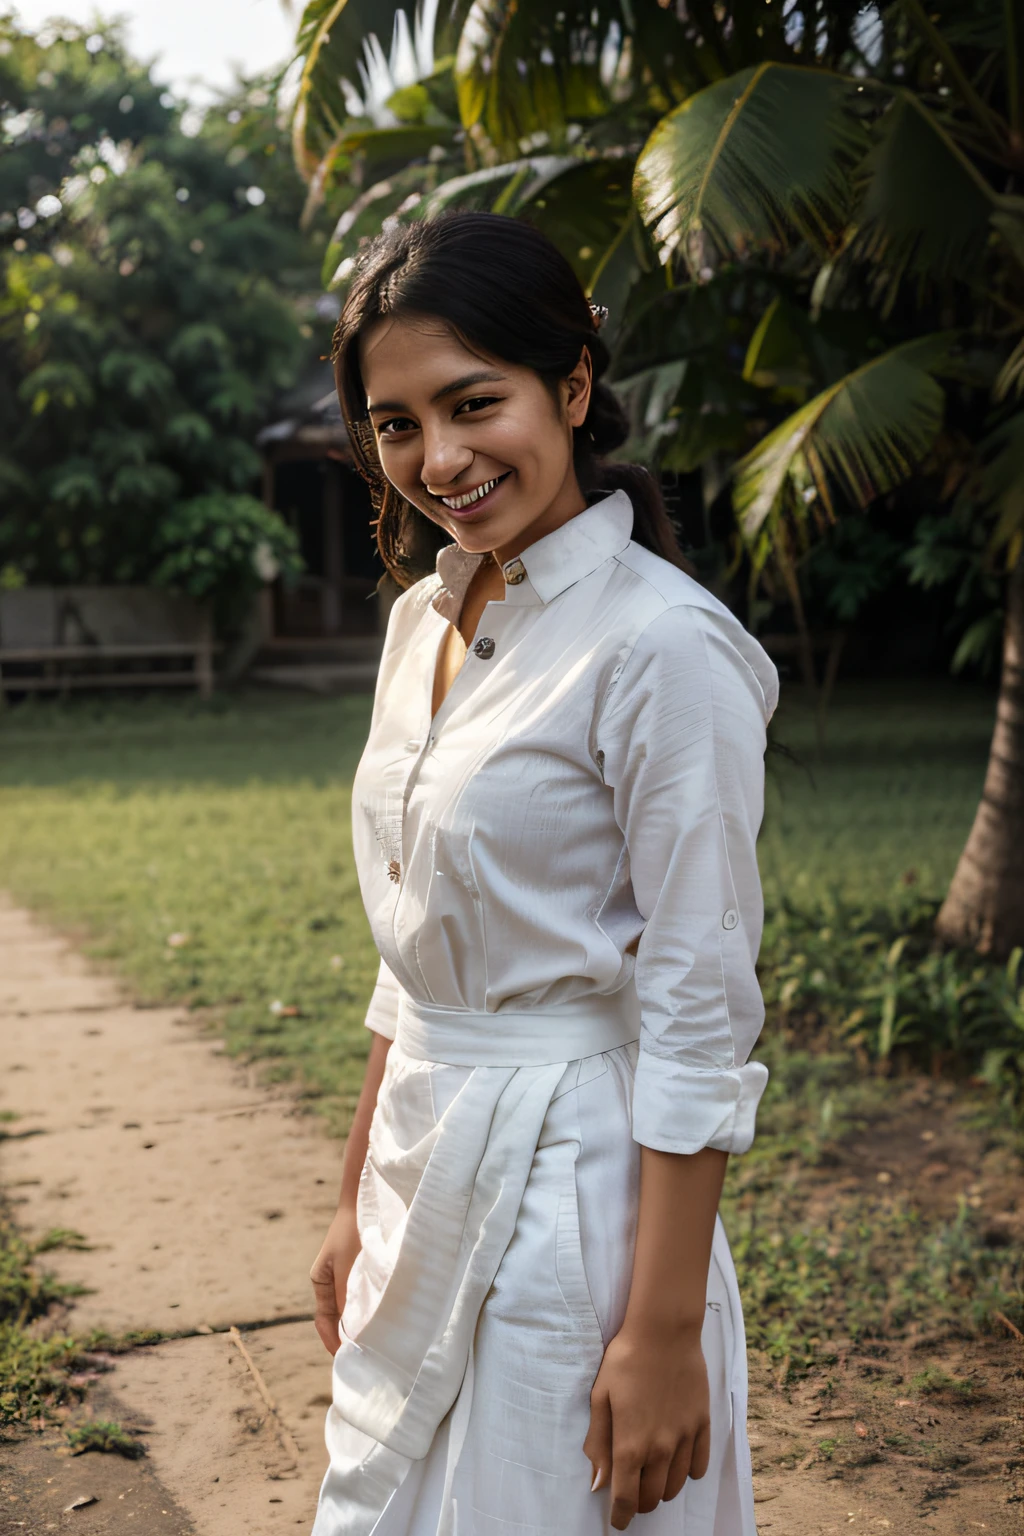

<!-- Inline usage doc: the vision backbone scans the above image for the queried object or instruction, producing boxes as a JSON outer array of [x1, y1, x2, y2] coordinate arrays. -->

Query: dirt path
[[0, 895, 338, 1533], [1, 895, 1020, 1535]]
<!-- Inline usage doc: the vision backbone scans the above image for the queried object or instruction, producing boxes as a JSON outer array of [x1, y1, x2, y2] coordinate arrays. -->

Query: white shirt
[[353, 489, 778, 1157]]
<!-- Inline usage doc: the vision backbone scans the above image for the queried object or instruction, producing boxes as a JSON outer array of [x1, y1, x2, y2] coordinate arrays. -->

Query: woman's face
[[359, 313, 592, 563]]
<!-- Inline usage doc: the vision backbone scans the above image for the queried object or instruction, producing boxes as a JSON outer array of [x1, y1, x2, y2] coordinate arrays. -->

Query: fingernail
[[591, 1467, 603, 1493]]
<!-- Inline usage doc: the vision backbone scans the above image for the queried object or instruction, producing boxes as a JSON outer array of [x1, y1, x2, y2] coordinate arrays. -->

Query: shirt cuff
[[631, 1056, 769, 1155], [364, 958, 401, 1041]]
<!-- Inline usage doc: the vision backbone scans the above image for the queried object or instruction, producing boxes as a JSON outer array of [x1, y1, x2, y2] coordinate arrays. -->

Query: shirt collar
[[431, 489, 633, 622]]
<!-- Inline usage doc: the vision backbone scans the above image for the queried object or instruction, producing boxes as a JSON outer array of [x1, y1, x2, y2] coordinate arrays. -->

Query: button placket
[[394, 601, 510, 906]]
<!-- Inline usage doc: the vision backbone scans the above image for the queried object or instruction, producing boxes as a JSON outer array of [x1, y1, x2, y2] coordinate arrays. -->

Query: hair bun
[[583, 380, 629, 457]]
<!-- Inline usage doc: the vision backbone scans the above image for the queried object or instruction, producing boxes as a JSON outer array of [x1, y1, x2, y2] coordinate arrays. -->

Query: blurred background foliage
[[0, 16, 328, 619]]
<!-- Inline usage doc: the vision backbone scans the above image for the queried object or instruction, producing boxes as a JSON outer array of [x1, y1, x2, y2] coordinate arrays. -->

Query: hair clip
[[589, 302, 610, 330]]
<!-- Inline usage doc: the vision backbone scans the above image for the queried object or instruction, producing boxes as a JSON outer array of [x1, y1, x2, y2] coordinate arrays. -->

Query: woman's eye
[[455, 396, 500, 415], [377, 416, 416, 437]]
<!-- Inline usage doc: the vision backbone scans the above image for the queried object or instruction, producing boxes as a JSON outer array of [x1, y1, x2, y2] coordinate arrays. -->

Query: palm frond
[[742, 296, 816, 393], [856, 91, 996, 296], [493, 156, 634, 288], [634, 62, 868, 274], [291, 0, 437, 177], [455, 0, 615, 155], [419, 154, 577, 216], [734, 332, 959, 537]]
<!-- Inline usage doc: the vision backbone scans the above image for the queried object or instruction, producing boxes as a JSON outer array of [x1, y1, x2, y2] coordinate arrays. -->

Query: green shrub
[[759, 895, 1024, 1113]]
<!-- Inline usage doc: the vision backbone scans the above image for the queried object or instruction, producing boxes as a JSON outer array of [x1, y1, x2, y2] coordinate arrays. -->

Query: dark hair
[[331, 212, 690, 587]]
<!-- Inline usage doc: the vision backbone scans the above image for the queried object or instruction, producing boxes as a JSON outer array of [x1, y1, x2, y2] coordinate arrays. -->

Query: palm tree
[[630, 1, 1024, 956], [287, 0, 1024, 956]]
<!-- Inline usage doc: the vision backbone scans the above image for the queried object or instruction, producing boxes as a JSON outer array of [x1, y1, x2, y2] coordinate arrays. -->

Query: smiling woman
[[332, 213, 687, 589], [308, 213, 778, 1536]]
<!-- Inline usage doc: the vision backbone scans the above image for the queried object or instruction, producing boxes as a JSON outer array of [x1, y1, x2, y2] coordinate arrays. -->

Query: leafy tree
[[0, 15, 325, 626], [290, 0, 1024, 956]]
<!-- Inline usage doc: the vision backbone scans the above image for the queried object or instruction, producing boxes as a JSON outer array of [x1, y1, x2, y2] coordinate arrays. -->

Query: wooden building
[[254, 372, 388, 688]]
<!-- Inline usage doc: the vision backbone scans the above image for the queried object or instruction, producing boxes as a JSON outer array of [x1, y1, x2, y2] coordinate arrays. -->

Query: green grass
[[1, 676, 1018, 1384], [0, 688, 379, 1127], [0, 678, 994, 1122], [0, 1203, 81, 1430], [761, 679, 995, 908]]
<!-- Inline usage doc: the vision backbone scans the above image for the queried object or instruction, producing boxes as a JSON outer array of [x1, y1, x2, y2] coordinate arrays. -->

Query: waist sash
[[395, 986, 641, 1067]]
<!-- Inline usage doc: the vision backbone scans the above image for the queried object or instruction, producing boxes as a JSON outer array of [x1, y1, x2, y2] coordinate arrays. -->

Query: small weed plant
[[0, 1204, 83, 1429], [67, 1419, 146, 1458]]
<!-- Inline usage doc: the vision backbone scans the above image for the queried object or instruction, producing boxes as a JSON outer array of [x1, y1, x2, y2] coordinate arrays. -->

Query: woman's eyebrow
[[367, 370, 506, 417], [430, 369, 505, 402]]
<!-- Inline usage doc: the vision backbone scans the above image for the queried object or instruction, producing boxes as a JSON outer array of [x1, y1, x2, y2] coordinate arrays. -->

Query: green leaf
[[109, 463, 180, 506], [163, 413, 215, 451], [743, 296, 816, 392], [98, 351, 174, 404], [857, 92, 996, 294], [291, 0, 436, 177], [167, 323, 233, 369], [733, 333, 959, 537], [154, 493, 303, 603], [332, 121, 453, 165], [419, 153, 575, 218], [204, 374, 260, 424], [16, 362, 94, 415], [634, 62, 868, 273], [455, 0, 613, 155], [502, 156, 634, 289], [46, 462, 105, 511]]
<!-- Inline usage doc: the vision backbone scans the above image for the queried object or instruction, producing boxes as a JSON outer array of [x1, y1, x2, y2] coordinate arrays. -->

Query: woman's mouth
[[433, 471, 511, 517]]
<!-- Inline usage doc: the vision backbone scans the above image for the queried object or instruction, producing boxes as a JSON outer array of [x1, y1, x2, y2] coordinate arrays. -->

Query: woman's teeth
[[440, 476, 502, 510]]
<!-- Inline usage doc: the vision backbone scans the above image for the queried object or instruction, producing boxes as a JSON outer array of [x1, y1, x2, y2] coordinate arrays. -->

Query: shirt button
[[722, 909, 739, 930], [473, 637, 496, 660], [405, 739, 420, 753], [503, 558, 526, 586]]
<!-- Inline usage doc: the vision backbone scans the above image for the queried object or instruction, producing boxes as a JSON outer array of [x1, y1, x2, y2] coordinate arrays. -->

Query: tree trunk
[[935, 558, 1024, 958]]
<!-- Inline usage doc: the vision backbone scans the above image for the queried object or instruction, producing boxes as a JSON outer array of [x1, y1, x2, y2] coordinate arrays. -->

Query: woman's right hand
[[310, 1203, 361, 1355]]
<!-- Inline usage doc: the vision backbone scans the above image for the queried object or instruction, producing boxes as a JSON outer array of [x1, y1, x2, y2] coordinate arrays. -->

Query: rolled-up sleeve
[[597, 603, 775, 1156], [364, 956, 401, 1040]]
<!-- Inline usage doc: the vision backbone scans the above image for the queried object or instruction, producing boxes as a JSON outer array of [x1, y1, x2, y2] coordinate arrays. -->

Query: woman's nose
[[420, 426, 473, 491]]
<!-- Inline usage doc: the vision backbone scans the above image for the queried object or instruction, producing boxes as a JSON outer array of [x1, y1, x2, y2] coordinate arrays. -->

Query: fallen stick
[[992, 1310, 1023, 1343], [228, 1324, 302, 1466]]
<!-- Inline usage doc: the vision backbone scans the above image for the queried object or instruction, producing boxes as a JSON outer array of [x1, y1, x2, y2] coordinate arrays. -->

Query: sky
[[12, 0, 299, 99]]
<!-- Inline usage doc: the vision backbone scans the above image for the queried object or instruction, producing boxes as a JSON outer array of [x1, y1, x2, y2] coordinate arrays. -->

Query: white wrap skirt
[[313, 998, 757, 1536]]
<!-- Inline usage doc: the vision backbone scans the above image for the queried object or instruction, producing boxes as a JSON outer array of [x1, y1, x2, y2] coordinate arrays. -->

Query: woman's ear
[[565, 347, 593, 428]]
